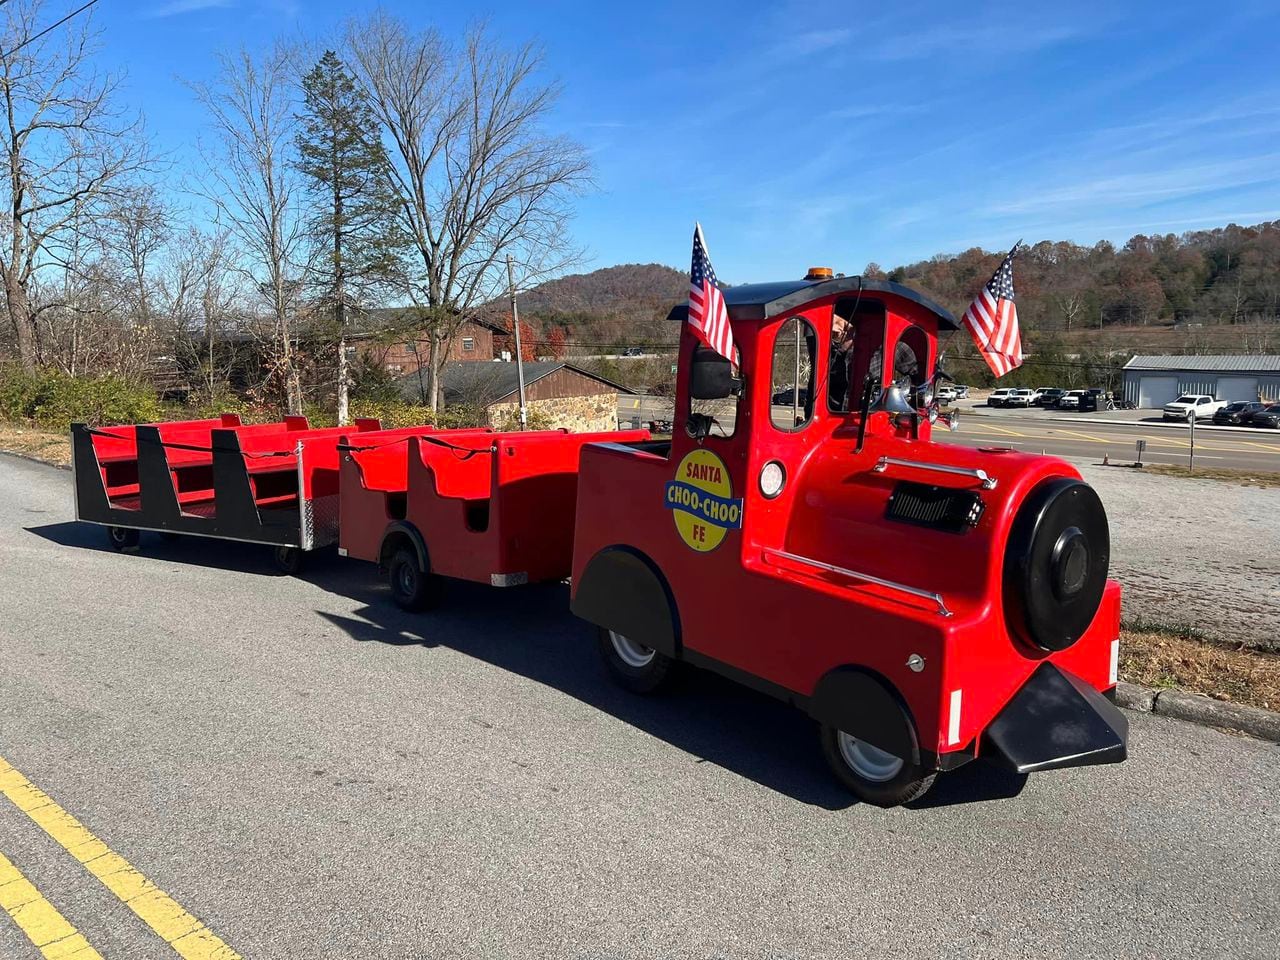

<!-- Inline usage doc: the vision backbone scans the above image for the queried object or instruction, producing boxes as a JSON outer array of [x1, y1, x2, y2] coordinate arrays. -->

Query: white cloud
[[144, 0, 231, 18]]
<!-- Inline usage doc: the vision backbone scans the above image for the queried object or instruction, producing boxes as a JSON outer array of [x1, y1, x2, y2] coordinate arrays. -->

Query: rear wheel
[[819, 723, 936, 807], [272, 545, 303, 575], [106, 526, 139, 553], [387, 547, 442, 611], [596, 626, 675, 694]]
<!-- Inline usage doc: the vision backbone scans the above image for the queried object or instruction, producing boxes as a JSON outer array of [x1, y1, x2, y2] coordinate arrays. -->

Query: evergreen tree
[[295, 50, 405, 424]]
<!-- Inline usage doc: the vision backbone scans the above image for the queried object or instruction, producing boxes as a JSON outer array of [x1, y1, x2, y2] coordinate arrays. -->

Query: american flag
[[688, 224, 737, 364], [961, 244, 1024, 378]]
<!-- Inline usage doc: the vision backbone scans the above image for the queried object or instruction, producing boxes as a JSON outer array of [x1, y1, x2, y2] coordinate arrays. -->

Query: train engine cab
[[570, 271, 1127, 806]]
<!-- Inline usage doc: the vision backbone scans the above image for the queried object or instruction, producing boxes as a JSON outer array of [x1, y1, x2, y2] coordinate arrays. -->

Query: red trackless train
[[71, 270, 1127, 806]]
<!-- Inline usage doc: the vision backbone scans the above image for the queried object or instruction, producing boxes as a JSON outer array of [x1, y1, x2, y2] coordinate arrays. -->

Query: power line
[[0, 0, 100, 61]]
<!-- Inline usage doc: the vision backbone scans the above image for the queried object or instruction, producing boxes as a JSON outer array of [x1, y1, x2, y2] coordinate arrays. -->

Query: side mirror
[[689, 346, 738, 400]]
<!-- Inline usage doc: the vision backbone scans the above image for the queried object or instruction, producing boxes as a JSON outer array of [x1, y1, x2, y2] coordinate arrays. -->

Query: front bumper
[[981, 663, 1128, 774]]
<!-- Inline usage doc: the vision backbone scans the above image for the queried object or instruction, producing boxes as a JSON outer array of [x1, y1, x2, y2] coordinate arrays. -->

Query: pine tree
[[295, 50, 404, 424]]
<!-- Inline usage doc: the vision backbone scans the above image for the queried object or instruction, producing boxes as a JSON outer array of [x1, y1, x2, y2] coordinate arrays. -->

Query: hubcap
[[608, 630, 655, 668], [837, 732, 904, 783], [398, 563, 416, 595]]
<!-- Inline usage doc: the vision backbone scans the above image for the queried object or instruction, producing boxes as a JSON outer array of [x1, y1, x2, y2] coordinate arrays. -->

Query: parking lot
[[2, 452, 1280, 959]]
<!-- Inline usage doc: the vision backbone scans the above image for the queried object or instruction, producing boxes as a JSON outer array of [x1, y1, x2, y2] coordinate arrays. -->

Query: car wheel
[[106, 526, 140, 553], [272, 545, 303, 575], [387, 547, 443, 611], [597, 626, 675, 694], [819, 723, 936, 807]]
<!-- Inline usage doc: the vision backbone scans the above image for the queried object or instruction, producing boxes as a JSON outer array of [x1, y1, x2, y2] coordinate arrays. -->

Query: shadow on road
[[26, 521, 320, 576], [31, 520, 1029, 812]]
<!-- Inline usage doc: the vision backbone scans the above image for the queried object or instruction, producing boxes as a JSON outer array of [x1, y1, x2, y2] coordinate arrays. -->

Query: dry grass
[[0, 421, 70, 467], [1121, 627, 1280, 711], [1144, 463, 1280, 490]]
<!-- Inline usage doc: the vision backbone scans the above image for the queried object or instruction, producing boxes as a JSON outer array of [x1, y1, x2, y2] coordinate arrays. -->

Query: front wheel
[[106, 526, 140, 553], [596, 626, 675, 694], [819, 724, 936, 807]]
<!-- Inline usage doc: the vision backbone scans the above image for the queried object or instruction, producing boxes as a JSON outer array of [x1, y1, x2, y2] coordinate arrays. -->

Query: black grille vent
[[885, 481, 985, 533]]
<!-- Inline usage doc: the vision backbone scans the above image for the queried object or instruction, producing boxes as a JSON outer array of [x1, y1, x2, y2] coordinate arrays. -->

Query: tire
[[272, 545, 303, 575], [387, 546, 442, 612], [819, 723, 936, 807], [596, 625, 675, 694], [106, 526, 140, 553]]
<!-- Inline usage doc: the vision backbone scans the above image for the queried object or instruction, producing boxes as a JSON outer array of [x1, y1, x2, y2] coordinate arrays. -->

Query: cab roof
[[667, 276, 958, 329]]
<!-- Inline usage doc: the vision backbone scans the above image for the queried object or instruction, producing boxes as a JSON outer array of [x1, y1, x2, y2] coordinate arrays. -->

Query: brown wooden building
[[399, 361, 634, 431], [351, 311, 505, 377]]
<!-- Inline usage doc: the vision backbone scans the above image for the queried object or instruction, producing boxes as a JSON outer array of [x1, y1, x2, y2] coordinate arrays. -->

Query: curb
[[1117, 681, 1280, 743], [0, 448, 71, 472]]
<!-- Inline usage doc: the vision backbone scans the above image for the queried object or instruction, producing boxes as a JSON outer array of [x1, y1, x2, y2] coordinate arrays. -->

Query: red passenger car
[[570, 273, 1127, 805]]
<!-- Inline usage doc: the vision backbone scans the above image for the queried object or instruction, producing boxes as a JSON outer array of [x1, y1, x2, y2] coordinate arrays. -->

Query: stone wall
[[486, 392, 620, 432]]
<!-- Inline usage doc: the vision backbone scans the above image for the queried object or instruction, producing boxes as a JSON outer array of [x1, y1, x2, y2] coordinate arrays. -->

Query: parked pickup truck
[[1162, 395, 1227, 421]]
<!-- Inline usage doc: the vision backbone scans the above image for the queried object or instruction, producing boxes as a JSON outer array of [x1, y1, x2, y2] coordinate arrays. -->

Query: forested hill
[[516, 263, 687, 316], [502, 222, 1280, 357], [882, 221, 1280, 336]]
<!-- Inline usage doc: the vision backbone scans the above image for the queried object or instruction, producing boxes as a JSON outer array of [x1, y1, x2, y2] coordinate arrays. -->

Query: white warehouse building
[[1122, 355, 1280, 409]]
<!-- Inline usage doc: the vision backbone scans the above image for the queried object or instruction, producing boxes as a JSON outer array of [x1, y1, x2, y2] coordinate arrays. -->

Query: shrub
[[348, 399, 486, 430], [0, 369, 164, 430]]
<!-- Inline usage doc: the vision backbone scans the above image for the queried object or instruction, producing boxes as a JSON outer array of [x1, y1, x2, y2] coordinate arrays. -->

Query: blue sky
[[92, 0, 1280, 283]]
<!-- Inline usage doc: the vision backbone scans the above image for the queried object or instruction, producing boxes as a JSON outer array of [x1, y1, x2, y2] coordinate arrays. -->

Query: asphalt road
[[1, 453, 1278, 959], [618, 395, 1280, 472]]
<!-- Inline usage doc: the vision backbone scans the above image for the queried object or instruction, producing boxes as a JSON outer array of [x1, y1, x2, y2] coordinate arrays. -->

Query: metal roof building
[[1122, 355, 1280, 408]]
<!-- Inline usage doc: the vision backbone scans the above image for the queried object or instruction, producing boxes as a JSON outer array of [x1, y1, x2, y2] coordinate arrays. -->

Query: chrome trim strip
[[872, 456, 997, 490], [765, 548, 952, 617]]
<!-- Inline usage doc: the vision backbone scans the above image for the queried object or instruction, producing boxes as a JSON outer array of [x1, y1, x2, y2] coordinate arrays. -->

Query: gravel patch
[[1081, 464, 1280, 651]]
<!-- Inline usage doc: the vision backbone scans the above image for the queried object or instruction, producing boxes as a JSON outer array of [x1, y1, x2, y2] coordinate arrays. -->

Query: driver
[[828, 305, 856, 410]]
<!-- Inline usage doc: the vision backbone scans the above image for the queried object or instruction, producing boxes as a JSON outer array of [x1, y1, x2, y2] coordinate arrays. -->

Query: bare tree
[[0, 0, 150, 370], [190, 44, 308, 413], [345, 14, 591, 409]]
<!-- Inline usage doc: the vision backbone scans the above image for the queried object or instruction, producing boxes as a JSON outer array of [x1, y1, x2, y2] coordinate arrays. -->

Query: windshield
[[1173, 396, 1198, 404]]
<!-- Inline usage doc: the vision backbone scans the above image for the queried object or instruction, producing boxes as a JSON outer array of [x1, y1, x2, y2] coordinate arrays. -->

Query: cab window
[[770, 316, 816, 430], [828, 298, 886, 412], [893, 324, 931, 393]]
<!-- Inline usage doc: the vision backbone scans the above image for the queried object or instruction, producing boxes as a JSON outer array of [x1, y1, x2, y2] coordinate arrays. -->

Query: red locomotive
[[71, 270, 1127, 807]]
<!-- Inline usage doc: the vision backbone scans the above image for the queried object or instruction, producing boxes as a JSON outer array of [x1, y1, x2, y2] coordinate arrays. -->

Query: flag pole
[[506, 255, 528, 431]]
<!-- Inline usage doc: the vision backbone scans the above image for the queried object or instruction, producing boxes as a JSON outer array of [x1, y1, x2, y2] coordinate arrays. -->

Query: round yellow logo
[[664, 449, 744, 552]]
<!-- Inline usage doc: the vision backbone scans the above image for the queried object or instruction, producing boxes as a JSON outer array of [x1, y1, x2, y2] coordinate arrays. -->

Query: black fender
[[808, 667, 921, 766], [571, 545, 680, 658], [379, 521, 428, 573]]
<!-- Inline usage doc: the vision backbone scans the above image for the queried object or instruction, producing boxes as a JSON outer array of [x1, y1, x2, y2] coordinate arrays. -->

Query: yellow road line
[[0, 850, 102, 959], [1240, 439, 1280, 453], [0, 756, 240, 960], [970, 423, 1027, 437], [1051, 428, 1111, 443]]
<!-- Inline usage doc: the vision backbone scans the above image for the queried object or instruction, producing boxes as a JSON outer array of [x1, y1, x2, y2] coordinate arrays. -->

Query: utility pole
[[506, 255, 528, 430], [1188, 409, 1196, 472]]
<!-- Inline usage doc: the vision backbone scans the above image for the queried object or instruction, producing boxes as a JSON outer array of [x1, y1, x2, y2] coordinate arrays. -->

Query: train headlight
[[759, 460, 786, 498]]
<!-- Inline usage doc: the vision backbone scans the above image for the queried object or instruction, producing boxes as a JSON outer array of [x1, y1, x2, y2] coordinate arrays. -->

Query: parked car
[[935, 384, 958, 404], [988, 388, 1013, 407], [1162, 394, 1227, 421], [1034, 387, 1066, 407], [1058, 389, 1086, 410], [1005, 388, 1035, 407], [954, 384, 970, 399], [1247, 403, 1280, 428], [1213, 401, 1266, 425], [771, 386, 810, 406]]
